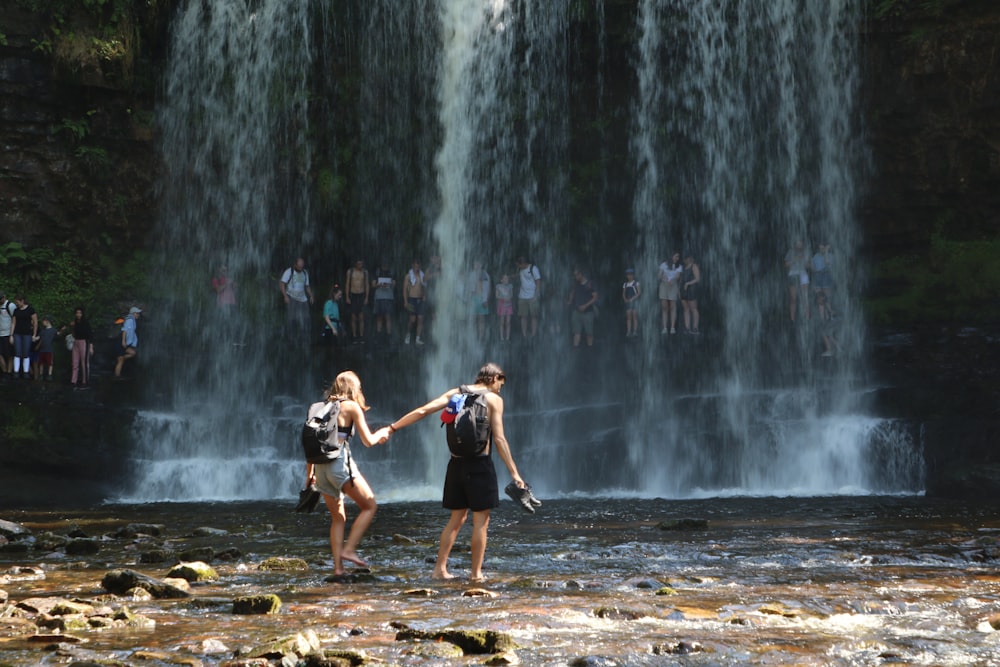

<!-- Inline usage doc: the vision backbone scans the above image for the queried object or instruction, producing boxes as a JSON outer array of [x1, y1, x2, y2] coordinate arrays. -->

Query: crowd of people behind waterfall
[[272, 240, 839, 355], [0, 239, 840, 386]]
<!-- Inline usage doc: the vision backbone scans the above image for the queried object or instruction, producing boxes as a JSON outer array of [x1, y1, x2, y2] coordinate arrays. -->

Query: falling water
[[122, 0, 327, 501], [122, 0, 920, 503], [623, 0, 916, 496]]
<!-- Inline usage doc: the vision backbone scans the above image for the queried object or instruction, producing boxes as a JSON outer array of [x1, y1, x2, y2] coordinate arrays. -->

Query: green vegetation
[[4, 405, 42, 440], [15, 0, 156, 84], [0, 241, 150, 329], [867, 222, 1000, 324]]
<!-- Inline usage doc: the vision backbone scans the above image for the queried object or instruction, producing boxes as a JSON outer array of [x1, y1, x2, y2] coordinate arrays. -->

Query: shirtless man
[[345, 259, 369, 343], [385, 362, 526, 581]]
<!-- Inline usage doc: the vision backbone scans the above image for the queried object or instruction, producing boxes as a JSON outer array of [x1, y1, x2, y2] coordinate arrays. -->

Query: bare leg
[[323, 493, 348, 575], [433, 509, 468, 579], [468, 510, 491, 581], [340, 476, 377, 569]]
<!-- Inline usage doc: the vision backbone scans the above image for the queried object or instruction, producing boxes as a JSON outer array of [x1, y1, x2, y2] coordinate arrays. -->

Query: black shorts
[[442, 455, 498, 512], [0, 338, 11, 357], [348, 294, 366, 315]]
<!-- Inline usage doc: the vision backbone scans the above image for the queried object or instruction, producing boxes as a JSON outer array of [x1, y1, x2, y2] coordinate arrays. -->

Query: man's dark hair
[[476, 362, 504, 384]]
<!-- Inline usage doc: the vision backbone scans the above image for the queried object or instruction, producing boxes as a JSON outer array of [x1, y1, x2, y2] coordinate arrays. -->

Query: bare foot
[[469, 573, 488, 583], [341, 551, 369, 568], [431, 570, 456, 580]]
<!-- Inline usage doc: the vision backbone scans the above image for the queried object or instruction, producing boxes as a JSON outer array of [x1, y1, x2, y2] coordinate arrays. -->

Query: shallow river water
[[2, 496, 999, 666]]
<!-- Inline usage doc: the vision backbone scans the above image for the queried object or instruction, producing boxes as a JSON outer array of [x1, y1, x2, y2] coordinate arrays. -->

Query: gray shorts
[[312, 447, 361, 499], [373, 299, 393, 316]]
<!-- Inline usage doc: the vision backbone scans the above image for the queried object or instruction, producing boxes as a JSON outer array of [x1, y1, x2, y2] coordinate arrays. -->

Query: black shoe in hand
[[295, 484, 322, 513], [504, 481, 536, 514]]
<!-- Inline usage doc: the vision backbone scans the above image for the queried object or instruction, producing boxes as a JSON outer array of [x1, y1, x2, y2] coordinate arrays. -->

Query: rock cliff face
[[0, 1, 170, 251], [1, 2, 997, 260], [863, 6, 1000, 254]]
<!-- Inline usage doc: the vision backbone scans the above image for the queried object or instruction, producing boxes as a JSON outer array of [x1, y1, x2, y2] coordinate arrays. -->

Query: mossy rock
[[101, 569, 190, 598], [248, 630, 321, 659], [259, 556, 309, 572], [395, 628, 517, 654], [233, 594, 281, 615], [177, 546, 214, 562], [593, 606, 648, 620], [167, 561, 219, 582], [656, 518, 709, 531]]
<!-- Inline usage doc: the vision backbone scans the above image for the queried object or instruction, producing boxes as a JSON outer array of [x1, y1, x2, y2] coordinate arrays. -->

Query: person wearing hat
[[114, 306, 142, 378], [622, 268, 641, 337]]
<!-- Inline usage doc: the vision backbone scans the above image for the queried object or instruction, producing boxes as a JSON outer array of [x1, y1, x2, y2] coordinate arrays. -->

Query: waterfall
[[122, 0, 921, 503], [123, 0, 327, 501], [624, 0, 906, 496]]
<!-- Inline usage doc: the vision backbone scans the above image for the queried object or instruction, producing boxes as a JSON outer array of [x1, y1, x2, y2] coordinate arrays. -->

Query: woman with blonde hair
[[305, 371, 390, 575]]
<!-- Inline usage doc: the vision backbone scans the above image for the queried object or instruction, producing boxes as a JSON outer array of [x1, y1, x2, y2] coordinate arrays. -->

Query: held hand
[[373, 426, 391, 444]]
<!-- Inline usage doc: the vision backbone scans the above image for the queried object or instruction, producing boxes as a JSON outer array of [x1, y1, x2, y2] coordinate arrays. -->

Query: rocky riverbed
[[2, 496, 1000, 666]]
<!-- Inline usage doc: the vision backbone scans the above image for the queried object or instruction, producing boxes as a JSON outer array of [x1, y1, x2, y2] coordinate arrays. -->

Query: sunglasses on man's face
[[496, 374, 506, 382]]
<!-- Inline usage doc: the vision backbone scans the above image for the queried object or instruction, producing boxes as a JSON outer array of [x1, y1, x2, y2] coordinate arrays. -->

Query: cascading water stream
[[121, 0, 921, 503], [625, 0, 919, 495], [122, 0, 326, 501]]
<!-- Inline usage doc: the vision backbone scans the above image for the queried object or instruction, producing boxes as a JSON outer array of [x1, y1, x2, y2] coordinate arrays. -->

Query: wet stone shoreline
[[2, 496, 1000, 666]]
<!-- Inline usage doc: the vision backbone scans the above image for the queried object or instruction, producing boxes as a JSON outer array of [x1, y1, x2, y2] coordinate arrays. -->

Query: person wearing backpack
[[303, 371, 391, 577], [0, 293, 15, 374], [385, 362, 527, 581], [279, 257, 315, 341]]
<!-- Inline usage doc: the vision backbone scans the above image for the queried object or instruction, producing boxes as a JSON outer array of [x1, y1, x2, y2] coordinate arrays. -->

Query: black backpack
[[301, 400, 343, 464], [444, 386, 491, 457]]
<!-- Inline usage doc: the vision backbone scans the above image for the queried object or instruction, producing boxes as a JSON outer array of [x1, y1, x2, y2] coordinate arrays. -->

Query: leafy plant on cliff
[[1, 241, 150, 329], [867, 223, 1000, 324], [17, 0, 146, 83]]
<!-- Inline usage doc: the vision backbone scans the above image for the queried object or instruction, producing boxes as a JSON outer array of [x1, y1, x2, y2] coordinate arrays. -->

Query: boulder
[[100, 569, 191, 598], [65, 538, 101, 555], [232, 594, 281, 615], [168, 561, 219, 582], [178, 547, 215, 562], [115, 523, 165, 538], [395, 628, 517, 654], [246, 630, 320, 659], [259, 557, 308, 572], [0, 519, 31, 539]]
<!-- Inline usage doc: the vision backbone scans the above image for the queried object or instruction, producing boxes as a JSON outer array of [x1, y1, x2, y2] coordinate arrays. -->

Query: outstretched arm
[[343, 401, 390, 447], [388, 389, 458, 435]]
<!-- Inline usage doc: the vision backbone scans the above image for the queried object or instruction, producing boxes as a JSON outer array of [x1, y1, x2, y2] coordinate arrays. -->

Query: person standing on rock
[[114, 306, 141, 378], [279, 257, 315, 342], [304, 371, 390, 577], [384, 362, 526, 581], [10, 295, 38, 379]]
